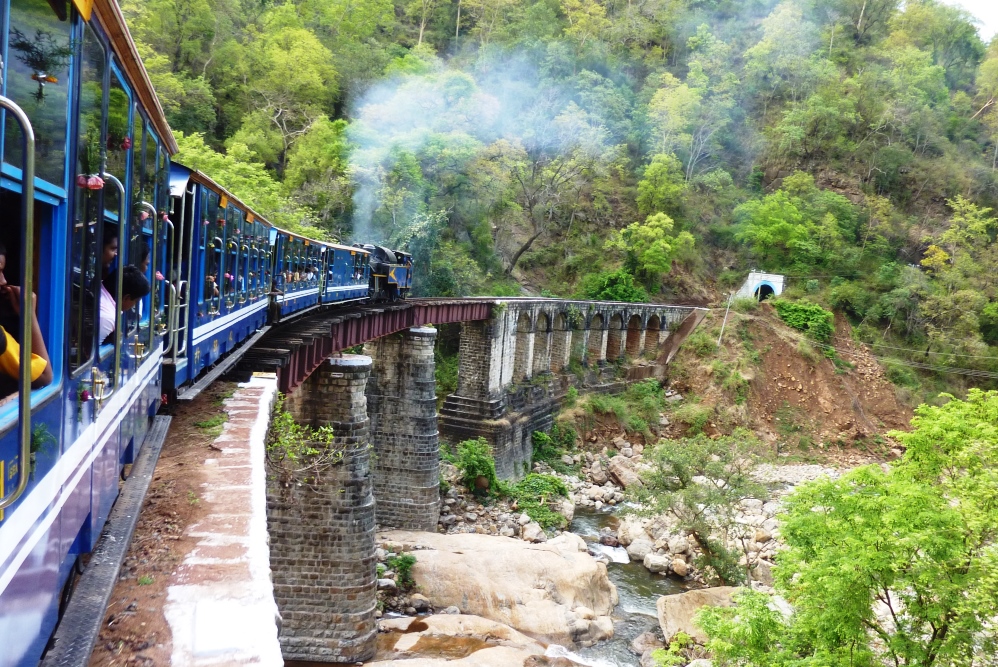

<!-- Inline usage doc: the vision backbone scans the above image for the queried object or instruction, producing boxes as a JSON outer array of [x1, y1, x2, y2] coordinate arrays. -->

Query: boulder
[[608, 456, 644, 489], [750, 559, 774, 587], [616, 515, 650, 547], [657, 587, 738, 643], [643, 552, 671, 573], [667, 535, 688, 555], [626, 538, 654, 562], [547, 532, 588, 554], [670, 559, 689, 577], [631, 631, 664, 655], [521, 522, 547, 543], [410, 593, 431, 612], [589, 461, 609, 485], [556, 498, 575, 523], [372, 614, 546, 666], [379, 530, 619, 645]]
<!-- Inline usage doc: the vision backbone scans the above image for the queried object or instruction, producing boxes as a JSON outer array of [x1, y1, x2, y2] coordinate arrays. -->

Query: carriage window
[[4, 0, 72, 186], [203, 191, 220, 305], [68, 23, 105, 373], [104, 72, 131, 226], [224, 207, 238, 303]]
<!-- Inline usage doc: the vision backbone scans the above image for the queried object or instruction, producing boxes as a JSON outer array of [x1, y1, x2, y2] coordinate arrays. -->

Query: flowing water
[[567, 508, 687, 667]]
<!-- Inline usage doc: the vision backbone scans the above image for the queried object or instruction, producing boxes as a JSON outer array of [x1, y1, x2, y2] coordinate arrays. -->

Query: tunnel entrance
[[755, 283, 775, 301]]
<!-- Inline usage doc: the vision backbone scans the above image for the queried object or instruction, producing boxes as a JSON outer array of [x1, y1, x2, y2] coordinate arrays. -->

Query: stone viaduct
[[248, 297, 705, 663]]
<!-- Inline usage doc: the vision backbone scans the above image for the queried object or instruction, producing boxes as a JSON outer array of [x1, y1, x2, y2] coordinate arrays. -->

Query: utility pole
[[717, 291, 734, 348]]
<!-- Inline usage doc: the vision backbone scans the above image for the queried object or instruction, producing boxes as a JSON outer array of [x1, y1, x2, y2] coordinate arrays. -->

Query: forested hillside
[[125, 0, 998, 396]]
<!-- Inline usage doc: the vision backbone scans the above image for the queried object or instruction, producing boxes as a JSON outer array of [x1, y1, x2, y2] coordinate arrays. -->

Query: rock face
[[380, 531, 619, 646], [370, 614, 546, 667], [657, 587, 738, 643]]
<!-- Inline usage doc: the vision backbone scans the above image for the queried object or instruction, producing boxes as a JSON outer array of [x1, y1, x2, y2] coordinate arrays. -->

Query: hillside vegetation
[[126, 0, 998, 394]]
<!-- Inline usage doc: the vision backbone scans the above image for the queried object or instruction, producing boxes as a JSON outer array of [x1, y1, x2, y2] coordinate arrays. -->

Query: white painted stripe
[[192, 300, 268, 345], [275, 287, 319, 303], [324, 285, 367, 294], [0, 350, 163, 597]]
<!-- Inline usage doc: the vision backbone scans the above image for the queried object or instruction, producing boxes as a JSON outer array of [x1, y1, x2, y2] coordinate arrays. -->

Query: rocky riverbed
[[367, 434, 843, 666]]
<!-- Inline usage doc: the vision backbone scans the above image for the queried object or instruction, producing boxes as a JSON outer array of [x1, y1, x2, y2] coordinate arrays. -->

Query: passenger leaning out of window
[[0, 243, 54, 396], [99, 265, 151, 345]]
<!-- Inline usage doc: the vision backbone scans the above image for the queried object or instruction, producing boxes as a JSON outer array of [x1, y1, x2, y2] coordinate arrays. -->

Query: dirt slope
[[667, 305, 912, 455]]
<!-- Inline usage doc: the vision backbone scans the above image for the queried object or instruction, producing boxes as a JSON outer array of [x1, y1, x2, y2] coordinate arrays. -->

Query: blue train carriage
[[271, 228, 324, 320], [318, 241, 370, 306], [356, 243, 413, 302], [165, 165, 272, 389], [0, 0, 176, 664]]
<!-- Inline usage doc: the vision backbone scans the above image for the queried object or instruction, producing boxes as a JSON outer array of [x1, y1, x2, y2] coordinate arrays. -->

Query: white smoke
[[345, 54, 610, 245]]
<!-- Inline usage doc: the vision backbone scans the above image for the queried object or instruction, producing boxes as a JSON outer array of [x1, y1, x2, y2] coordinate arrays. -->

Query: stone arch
[[625, 314, 643, 358], [550, 313, 571, 372], [514, 312, 533, 381], [587, 313, 605, 362], [532, 312, 551, 375], [644, 314, 661, 357], [607, 314, 624, 361]]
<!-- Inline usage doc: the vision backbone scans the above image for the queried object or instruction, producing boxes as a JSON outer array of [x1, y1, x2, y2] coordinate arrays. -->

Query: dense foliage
[[126, 0, 998, 391], [697, 390, 998, 665]]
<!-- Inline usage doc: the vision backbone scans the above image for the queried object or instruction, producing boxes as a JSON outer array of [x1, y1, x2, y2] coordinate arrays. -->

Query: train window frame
[[223, 205, 238, 308], [68, 19, 107, 377], [2, 0, 74, 190], [0, 197, 65, 436], [202, 188, 221, 311]]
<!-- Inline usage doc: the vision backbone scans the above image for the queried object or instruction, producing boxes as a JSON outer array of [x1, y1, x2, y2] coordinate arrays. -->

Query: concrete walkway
[[163, 375, 282, 666]]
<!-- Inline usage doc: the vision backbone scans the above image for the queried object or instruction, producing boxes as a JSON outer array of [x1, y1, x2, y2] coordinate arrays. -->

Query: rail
[[0, 95, 35, 512], [101, 173, 126, 402]]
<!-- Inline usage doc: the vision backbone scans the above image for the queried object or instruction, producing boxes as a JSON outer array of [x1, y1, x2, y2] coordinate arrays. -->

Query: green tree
[[698, 390, 998, 666], [636, 153, 686, 217], [606, 212, 694, 282], [636, 430, 767, 586]]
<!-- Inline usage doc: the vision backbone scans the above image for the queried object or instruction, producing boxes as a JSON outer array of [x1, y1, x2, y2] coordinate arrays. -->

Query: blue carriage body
[[0, 0, 176, 664]]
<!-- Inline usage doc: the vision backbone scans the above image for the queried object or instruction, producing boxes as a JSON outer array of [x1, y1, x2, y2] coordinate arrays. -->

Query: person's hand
[[0, 285, 37, 315]]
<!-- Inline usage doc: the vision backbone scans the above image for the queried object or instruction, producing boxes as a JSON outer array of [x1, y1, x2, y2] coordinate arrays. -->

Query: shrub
[[884, 360, 919, 388], [564, 386, 578, 408], [771, 299, 834, 342], [684, 329, 716, 357], [504, 473, 569, 529], [386, 553, 417, 591], [454, 437, 499, 496], [577, 269, 649, 303], [673, 401, 713, 434], [732, 297, 759, 313], [796, 338, 820, 363]]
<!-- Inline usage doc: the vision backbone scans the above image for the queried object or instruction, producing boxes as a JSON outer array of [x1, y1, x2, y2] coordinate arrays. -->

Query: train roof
[[170, 163, 272, 226], [279, 231, 369, 255], [89, 0, 178, 153], [170, 164, 367, 254]]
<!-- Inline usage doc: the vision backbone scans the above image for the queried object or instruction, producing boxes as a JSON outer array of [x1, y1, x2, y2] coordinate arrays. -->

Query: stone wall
[[266, 356, 377, 663], [365, 328, 441, 531]]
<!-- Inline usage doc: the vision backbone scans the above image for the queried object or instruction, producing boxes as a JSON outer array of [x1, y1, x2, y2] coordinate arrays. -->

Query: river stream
[[560, 508, 685, 667]]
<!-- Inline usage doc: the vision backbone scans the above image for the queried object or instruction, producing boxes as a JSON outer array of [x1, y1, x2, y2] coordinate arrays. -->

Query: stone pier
[[267, 355, 377, 663], [365, 327, 441, 530]]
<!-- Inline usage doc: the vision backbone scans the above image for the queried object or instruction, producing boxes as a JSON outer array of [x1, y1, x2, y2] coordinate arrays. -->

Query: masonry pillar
[[440, 316, 526, 479], [365, 328, 440, 531], [266, 355, 377, 664]]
